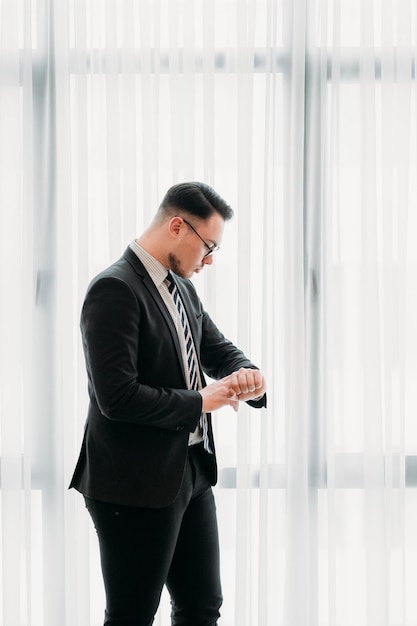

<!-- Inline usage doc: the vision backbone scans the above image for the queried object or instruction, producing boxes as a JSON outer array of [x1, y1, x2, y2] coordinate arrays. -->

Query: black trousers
[[84, 443, 222, 626]]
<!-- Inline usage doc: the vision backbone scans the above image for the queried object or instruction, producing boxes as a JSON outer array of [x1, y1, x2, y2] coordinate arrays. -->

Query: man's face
[[168, 213, 225, 279]]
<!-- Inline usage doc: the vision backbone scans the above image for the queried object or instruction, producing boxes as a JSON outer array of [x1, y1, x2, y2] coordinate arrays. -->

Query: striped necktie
[[166, 272, 211, 452]]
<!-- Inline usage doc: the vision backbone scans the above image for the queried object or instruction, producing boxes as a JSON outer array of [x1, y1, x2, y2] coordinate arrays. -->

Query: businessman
[[69, 182, 266, 625]]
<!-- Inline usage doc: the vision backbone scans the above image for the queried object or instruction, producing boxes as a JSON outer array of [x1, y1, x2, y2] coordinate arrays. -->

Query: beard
[[167, 252, 187, 278]]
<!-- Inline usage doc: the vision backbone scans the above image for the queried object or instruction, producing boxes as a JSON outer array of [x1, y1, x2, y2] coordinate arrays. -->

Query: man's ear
[[169, 216, 183, 237]]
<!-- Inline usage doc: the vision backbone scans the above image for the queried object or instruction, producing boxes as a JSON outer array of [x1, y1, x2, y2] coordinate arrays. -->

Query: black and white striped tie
[[166, 272, 210, 451]]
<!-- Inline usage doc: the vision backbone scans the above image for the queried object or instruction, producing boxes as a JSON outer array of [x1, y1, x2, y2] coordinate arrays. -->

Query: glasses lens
[[206, 244, 220, 257]]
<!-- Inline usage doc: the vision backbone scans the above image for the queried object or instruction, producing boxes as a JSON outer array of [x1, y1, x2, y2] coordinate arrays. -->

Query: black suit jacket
[[69, 247, 266, 508]]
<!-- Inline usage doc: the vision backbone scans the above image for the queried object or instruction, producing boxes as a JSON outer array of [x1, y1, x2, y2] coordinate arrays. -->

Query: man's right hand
[[198, 378, 239, 413]]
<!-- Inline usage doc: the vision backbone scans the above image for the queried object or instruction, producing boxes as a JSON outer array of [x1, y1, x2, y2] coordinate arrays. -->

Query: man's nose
[[203, 254, 214, 265]]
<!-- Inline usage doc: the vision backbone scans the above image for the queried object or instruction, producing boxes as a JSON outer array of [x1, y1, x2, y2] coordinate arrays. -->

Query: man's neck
[[135, 232, 168, 268]]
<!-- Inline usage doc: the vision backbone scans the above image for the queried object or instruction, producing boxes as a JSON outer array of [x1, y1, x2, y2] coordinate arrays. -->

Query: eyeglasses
[[182, 218, 220, 257]]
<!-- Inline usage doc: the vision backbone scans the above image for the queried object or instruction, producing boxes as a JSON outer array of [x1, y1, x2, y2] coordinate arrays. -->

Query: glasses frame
[[182, 218, 220, 257]]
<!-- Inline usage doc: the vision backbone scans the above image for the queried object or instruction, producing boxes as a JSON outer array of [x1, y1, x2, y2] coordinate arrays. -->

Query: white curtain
[[1, 1, 417, 625]]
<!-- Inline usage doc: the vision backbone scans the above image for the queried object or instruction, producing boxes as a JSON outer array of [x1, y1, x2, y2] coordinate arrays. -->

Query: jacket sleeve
[[81, 276, 202, 432], [199, 308, 267, 409]]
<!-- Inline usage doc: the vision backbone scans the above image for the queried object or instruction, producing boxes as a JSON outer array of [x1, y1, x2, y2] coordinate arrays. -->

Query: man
[[69, 182, 267, 625]]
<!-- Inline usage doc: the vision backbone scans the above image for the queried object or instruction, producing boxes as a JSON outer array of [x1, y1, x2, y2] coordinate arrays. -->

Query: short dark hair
[[158, 182, 234, 221]]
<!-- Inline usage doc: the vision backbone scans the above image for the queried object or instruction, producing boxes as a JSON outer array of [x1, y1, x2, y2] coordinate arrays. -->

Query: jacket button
[[176, 425, 184, 431]]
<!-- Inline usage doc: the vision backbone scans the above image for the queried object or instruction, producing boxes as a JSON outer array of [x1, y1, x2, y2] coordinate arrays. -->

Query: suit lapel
[[123, 248, 186, 384]]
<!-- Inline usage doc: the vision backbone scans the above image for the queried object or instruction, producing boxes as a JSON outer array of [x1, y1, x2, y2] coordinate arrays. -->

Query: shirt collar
[[129, 240, 168, 288]]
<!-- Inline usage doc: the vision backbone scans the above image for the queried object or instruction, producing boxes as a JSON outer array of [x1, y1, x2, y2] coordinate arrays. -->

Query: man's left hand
[[224, 368, 266, 403]]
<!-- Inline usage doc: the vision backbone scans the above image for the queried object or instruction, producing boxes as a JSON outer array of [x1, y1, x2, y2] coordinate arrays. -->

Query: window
[[1, 1, 416, 625]]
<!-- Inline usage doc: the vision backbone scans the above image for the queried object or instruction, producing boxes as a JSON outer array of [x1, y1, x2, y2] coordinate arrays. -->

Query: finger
[[236, 371, 249, 394], [225, 373, 241, 395], [235, 376, 266, 402], [224, 369, 264, 397], [246, 370, 258, 393], [253, 370, 265, 389], [244, 369, 264, 392], [236, 391, 257, 402], [237, 368, 257, 394]]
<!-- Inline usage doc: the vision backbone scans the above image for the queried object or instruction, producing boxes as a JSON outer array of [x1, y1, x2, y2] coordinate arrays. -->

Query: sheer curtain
[[1, 1, 417, 625], [303, 2, 417, 625]]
